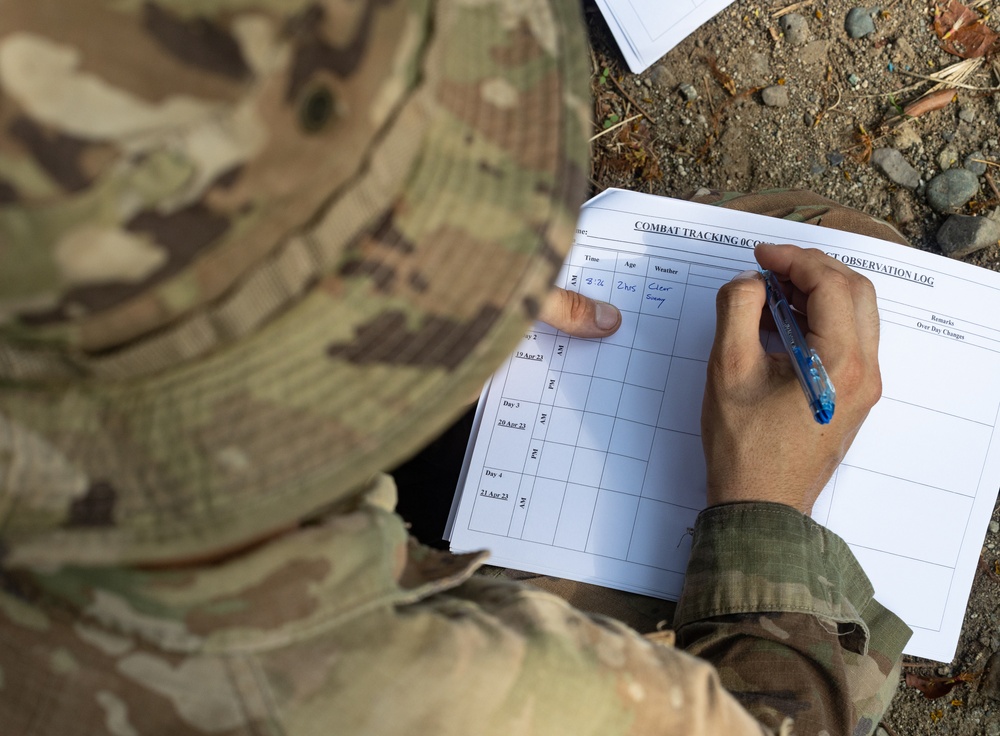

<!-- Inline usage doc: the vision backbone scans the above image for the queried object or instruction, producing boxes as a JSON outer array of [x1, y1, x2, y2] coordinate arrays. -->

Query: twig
[[589, 113, 642, 142], [896, 69, 999, 92], [895, 57, 993, 94], [703, 75, 717, 120], [608, 74, 656, 123], [971, 158, 1000, 168], [773, 0, 814, 18], [986, 170, 1000, 203], [878, 722, 901, 736]]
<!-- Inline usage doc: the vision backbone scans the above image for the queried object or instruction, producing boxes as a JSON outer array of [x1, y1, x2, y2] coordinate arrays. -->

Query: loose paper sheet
[[595, 0, 738, 73], [448, 189, 1000, 663]]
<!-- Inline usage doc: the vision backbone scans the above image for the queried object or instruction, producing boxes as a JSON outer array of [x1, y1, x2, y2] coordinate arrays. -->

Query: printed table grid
[[451, 190, 1000, 662], [468, 245, 712, 571], [465, 238, 1000, 627]]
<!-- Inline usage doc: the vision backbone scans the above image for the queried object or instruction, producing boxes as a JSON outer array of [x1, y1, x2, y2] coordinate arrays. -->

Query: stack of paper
[[449, 189, 1000, 663], [596, 0, 738, 73]]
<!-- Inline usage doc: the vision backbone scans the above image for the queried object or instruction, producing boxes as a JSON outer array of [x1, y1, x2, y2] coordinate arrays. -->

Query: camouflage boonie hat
[[0, 0, 591, 565]]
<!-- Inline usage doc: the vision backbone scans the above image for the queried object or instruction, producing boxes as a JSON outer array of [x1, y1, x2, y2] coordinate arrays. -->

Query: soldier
[[0, 1, 909, 735]]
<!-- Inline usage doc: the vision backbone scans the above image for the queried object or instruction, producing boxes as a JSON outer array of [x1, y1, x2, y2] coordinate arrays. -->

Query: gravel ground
[[583, 1, 1000, 732]]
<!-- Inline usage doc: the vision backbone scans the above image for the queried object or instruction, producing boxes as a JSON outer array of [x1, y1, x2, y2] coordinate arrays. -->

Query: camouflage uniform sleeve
[[673, 502, 913, 736]]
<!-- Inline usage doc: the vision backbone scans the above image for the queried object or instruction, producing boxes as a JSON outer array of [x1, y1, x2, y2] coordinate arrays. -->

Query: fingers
[[755, 243, 882, 414], [538, 286, 621, 338], [709, 270, 768, 381], [755, 244, 878, 361]]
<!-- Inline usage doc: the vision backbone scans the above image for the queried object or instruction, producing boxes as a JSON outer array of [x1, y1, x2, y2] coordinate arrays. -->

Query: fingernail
[[731, 269, 760, 282], [595, 301, 620, 330]]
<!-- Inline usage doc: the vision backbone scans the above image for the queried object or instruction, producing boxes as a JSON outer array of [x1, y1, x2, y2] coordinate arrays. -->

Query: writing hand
[[538, 286, 621, 338], [701, 244, 881, 514]]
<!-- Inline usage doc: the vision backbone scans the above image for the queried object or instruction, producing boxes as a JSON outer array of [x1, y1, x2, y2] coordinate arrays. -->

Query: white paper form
[[448, 189, 1000, 662], [595, 0, 737, 73]]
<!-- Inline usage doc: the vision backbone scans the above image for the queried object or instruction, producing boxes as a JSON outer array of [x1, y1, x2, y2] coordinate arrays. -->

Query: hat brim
[[0, 0, 592, 566]]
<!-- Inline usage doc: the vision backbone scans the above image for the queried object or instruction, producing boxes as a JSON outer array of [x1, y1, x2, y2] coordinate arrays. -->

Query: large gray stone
[[926, 168, 980, 212], [870, 148, 920, 189], [936, 214, 1000, 258], [845, 7, 876, 38], [779, 13, 809, 45]]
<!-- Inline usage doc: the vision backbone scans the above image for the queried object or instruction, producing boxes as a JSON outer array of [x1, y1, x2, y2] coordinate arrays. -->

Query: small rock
[[847, 73, 861, 88], [845, 7, 876, 39], [960, 106, 976, 123], [871, 148, 921, 189], [943, 130, 956, 142], [827, 151, 845, 167], [779, 13, 809, 46], [679, 83, 699, 102], [926, 168, 980, 212], [991, 519, 1000, 534], [749, 52, 770, 83], [966, 150, 988, 176], [893, 126, 922, 150], [892, 190, 915, 225], [984, 649, 1000, 702], [936, 214, 1000, 257], [938, 145, 960, 170], [804, 112, 816, 127], [800, 40, 828, 65], [809, 160, 826, 176], [894, 37, 915, 59], [650, 63, 676, 90], [762, 85, 790, 107]]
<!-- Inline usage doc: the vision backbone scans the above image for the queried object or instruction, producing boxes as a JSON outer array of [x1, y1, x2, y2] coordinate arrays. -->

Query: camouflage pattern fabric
[[0, 474, 908, 735], [689, 188, 910, 246], [0, 0, 590, 566], [0, 0, 912, 730]]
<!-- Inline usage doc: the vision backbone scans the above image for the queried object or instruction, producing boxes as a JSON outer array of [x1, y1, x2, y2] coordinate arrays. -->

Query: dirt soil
[[583, 1, 1000, 732]]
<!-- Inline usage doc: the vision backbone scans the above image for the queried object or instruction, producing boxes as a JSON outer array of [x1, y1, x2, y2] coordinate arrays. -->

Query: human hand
[[701, 243, 882, 514], [538, 286, 621, 338]]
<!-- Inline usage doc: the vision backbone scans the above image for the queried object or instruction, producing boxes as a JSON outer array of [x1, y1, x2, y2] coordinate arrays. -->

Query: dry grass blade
[[888, 57, 990, 127], [896, 56, 987, 91], [607, 74, 656, 123], [589, 113, 642, 142], [772, 0, 814, 18]]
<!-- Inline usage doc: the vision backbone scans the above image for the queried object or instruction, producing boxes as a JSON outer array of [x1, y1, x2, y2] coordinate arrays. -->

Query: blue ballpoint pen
[[762, 269, 836, 424]]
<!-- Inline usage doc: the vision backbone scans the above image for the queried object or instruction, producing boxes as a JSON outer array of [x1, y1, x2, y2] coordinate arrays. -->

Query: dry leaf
[[703, 56, 737, 96], [933, 0, 1000, 58], [902, 89, 958, 117], [905, 671, 978, 699]]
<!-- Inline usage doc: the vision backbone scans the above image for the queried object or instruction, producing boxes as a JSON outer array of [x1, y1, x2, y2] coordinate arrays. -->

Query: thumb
[[538, 287, 621, 338], [710, 270, 767, 377]]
